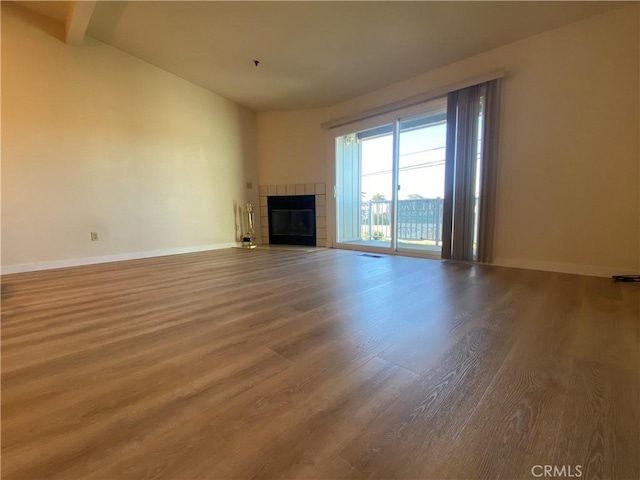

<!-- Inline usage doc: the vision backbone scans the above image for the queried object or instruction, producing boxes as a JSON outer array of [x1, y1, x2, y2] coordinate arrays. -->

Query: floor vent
[[359, 253, 384, 258]]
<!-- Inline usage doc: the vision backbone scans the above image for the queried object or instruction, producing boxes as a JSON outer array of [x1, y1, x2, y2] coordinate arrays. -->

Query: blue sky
[[360, 123, 446, 201]]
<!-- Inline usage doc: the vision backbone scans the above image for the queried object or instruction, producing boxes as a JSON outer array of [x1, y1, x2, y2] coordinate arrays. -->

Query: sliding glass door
[[336, 124, 394, 249], [335, 99, 448, 255], [396, 111, 447, 253]]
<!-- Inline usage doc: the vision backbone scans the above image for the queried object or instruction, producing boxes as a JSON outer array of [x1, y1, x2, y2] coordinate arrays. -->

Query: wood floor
[[1, 248, 638, 480]]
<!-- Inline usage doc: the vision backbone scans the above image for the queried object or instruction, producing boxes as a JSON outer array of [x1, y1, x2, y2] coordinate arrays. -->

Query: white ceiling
[[14, 1, 627, 111]]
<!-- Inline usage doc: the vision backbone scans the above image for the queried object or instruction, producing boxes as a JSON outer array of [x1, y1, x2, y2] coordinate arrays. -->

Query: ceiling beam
[[65, 0, 97, 46]]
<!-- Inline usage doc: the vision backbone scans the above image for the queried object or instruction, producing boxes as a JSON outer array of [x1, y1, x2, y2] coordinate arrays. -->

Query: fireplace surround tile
[[259, 183, 327, 247]]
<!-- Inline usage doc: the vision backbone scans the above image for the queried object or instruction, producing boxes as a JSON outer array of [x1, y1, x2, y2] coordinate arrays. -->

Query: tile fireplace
[[259, 183, 327, 247]]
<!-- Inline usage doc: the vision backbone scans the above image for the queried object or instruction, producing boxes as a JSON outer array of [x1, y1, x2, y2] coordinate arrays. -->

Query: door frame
[[330, 98, 447, 259]]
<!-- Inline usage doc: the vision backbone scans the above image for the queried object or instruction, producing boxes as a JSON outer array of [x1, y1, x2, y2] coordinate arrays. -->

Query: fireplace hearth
[[267, 195, 316, 246]]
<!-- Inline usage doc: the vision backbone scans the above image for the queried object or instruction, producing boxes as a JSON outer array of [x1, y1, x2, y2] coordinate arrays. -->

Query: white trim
[[1, 243, 239, 275], [390, 118, 400, 252], [322, 69, 506, 130], [327, 98, 448, 139], [396, 247, 442, 260], [492, 257, 632, 279], [333, 242, 442, 261], [331, 247, 628, 277], [333, 242, 394, 255]]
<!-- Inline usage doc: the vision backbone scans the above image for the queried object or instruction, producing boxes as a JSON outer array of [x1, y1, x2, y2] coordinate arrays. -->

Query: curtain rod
[[322, 69, 506, 130]]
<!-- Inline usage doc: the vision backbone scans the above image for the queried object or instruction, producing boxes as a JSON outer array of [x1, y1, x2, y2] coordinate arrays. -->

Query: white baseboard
[[3, 247, 634, 279], [1, 243, 240, 275], [492, 257, 637, 278]]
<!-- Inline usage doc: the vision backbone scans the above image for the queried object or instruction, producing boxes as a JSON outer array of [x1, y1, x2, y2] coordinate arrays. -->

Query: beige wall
[[256, 108, 332, 243], [256, 108, 330, 187], [1, 4, 259, 271], [257, 5, 639, 277], [3, 4, 637, 277]]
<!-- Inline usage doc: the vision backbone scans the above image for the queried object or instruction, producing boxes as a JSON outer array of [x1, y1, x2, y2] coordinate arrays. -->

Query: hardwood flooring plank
[[572, 280, 640, 369], [339, 326, 513, 479], [2, 347, 292, 479], [377, 265, 524, 374], [425, 272, 587, 479], [554, 360, 639, 480], [137, 357, 416, 480], [1, 248, 637, 479]]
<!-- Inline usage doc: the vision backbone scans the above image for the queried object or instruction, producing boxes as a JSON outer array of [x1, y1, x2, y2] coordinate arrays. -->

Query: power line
[[362, 159, 445, 177], [399, 146, 445, 157]]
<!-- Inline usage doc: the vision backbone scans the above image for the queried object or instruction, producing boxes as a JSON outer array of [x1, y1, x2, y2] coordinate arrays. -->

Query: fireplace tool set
[[242, 202, 257, 248]]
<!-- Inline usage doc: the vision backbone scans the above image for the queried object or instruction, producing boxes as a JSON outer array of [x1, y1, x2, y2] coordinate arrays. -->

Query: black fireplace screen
[[267, 195, 316, 246]]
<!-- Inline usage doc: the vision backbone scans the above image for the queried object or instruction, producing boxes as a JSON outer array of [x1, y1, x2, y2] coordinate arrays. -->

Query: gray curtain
[[440, 91, 457, 260], [477, 79, 502, 264], [442, 79, 501, 262]]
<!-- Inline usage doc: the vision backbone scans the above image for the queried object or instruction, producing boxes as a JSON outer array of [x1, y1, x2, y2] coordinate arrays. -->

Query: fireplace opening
[[268, 195, 316, 246]]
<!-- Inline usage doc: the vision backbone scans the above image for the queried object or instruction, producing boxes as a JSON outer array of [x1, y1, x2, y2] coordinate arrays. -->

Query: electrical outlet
[[90, 231, 98, 241]]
